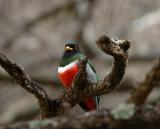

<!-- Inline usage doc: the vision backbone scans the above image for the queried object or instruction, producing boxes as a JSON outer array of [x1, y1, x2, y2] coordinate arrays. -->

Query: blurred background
[[0, 0, 160, 125]]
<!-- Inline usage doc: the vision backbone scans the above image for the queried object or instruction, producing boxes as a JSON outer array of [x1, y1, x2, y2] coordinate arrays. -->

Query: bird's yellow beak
[[65, 46, 73, 51]]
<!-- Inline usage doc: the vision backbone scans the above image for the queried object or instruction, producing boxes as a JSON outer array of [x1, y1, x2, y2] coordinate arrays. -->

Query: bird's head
[[64, 41, 80, 52], [62, 41, 80, 58]]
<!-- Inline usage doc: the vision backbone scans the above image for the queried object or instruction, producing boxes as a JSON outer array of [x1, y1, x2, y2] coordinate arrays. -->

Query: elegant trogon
[[58, 41, 100, 111]]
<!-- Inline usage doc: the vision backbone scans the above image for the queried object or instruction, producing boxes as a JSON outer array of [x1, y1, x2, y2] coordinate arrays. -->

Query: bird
[[58, 41, 100, 111]]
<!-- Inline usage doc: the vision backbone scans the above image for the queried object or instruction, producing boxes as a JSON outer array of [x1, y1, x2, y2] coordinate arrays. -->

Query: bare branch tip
[[96, 35, 111, 45], [120, 40, 131, 52]]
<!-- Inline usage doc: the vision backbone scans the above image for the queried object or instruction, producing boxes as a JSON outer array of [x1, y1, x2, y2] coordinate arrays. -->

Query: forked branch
[[0, 35, 130, 118]]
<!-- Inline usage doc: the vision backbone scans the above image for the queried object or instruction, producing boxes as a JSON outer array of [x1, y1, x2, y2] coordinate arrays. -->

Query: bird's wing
[[86, 63, 98, 83], [86, 62, 100, 109], [78, 59, 100, 110]]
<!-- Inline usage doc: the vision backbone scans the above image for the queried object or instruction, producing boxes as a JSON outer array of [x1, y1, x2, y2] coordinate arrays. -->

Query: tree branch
[[0, 35, 130, 118], [128, 58, 160, 106], [83, 36, 130, 96], [0, 53, 51, 119], [3, 100, 160, 129]]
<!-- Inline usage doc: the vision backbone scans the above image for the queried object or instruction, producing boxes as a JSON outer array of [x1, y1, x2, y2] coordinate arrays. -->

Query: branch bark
[[128, 58, 160, 106], [3, 100, 160, 129], [0, 53, 51, 118], [0, 35, 130, 118]]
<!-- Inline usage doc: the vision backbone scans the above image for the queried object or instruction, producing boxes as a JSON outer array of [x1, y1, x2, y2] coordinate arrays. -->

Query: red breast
[[58, 61, 79, 89], [58, 61, 97, 111]]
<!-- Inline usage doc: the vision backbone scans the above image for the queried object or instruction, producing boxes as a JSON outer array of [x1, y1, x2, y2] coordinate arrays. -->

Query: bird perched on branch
[[58, 41, 100, 111]]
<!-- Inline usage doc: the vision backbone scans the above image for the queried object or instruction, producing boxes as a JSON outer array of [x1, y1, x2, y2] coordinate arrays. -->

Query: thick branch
[[128, 58, 160, 106], [97, 37, 129, 86], [3, 100, 160, 129], [84, 36, 130, 96]]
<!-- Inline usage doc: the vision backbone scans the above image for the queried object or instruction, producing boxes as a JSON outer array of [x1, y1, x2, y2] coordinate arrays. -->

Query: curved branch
[[82, 35, 130, 96], [96, 36, 130, 88]]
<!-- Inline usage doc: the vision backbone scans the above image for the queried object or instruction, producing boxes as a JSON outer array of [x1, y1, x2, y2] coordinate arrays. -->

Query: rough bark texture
[[0, 35, 130, 118]]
